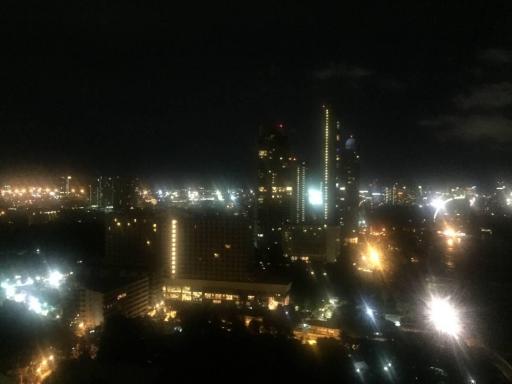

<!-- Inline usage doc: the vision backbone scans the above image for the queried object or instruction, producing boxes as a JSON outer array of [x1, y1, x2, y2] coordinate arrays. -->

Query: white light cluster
[[0, 270, 68, 317]]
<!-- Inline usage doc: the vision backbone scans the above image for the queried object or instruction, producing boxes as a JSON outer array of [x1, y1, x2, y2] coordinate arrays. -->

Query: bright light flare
[[426, 296, 462, 337], [47, 271, 64, 288], [439, 226, 466, 248], [365, 305, 375, 319], [0, 270, 69, 316], [431, 198, 446, 211], [443, 227, 456, 238], [430, 197, 453, 220], [358, 243, 384, 272], [308, 188, 323, 206]]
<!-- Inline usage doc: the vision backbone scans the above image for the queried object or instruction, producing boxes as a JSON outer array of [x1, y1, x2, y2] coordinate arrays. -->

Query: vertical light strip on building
[[171, 219, 177, 276], [296, 166, 300, 224], [301, 165, 306, 222], [323, 107, 329, 222]]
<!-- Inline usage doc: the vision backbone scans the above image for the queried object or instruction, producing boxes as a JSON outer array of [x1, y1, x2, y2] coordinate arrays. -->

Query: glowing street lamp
[[358, 243, 384, 273], [426, 296, 462, 338], [430, 197, 453, 221], [47, 270, 64, 288]]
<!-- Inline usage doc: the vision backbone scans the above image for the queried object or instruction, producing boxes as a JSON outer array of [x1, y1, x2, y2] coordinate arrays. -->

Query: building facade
[[104, 209, 161, 271], [164, 211, 254, 281], [340, 135, 360, 234], [322, 105, 344, 227], [256, 124, 298, 248]]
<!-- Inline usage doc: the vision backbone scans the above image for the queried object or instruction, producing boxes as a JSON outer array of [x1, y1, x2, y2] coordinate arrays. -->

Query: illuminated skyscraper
[[112, 176, 140, 211], [340, 134, 360, 233], [295, 161, 307, 224], [256, 124, 297, 247], [322, 105, 330, 222], [322, 105, 343, 226], [94, 176, 114, 208]]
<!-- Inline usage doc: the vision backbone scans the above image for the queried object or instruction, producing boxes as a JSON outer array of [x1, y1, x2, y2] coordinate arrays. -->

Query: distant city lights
[[0, 269, 69, 317]]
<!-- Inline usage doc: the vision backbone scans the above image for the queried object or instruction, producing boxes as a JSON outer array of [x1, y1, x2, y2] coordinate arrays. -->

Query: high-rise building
[[94, 176, 114, 208], [295, 161, 307, 224], [104, 210, 161, 271], [58, 175, 73, 195], [113, 176, 140, 211], [93, 176, 141, 211], [340, 134, 360, 233], [162, 211, 290, 310], [165, 212, 253, 282], [256, 124, 298, 247], [321, 105, 343, 226]]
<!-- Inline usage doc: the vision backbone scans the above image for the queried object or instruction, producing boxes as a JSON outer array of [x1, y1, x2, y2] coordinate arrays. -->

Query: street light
[[430, 197, 453, 221], [426, 296, 462, 337]]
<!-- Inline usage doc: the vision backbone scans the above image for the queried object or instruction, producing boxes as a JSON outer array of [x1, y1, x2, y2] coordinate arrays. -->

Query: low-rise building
[[293, 321, 341, 344], [163, 278, 290, 310], [75, 275, 150, 328]]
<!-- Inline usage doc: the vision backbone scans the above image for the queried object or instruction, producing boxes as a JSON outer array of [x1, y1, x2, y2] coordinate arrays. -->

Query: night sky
[[1, 2, 511, 186]]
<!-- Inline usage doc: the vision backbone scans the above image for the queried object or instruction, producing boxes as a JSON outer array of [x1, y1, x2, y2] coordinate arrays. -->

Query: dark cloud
[[479, 49, 512, 64], [425, 115, 512, 143], [454, 82, 512, 109], [313, 63, 373, 80], [422, 50, 512, 148]]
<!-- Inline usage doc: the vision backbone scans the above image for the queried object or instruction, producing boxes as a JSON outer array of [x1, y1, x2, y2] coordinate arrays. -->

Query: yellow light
[[360, 243, 384, 272], [171, 219, 178, 275], [443, 227, 456, 238], [369, 247, 380, 264]]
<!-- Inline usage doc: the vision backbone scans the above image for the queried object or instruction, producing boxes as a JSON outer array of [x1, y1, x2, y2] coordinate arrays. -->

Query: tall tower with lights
[[256, 124, 297, 249], [341, 134, 360, 234], [322, 105, 343, 226], [295, 161, 307, 224]]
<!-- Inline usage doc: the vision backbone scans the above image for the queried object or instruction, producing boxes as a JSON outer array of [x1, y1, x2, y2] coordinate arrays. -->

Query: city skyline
[[2, 3, 512, 383]]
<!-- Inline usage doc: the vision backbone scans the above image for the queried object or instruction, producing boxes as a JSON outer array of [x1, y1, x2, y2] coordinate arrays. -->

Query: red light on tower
[[277, 123, 284, 129]]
